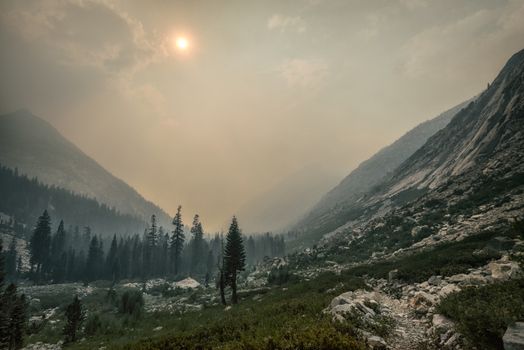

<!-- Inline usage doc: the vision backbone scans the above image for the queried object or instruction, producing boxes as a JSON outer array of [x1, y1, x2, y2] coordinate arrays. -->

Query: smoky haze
[[1, 0, 523, 232]]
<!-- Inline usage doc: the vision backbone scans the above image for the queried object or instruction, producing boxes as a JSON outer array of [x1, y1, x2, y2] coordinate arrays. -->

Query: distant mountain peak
[[0, 110, 171, 226]]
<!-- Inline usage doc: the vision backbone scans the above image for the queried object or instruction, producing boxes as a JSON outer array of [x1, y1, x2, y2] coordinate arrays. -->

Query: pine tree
[[106, 235, 119, 283], [6, 237, 17, 279], [86, 236, 102, 282], [144, 215, 157, 276], [223, 217, 246, 304], [190, 214, 204, 275], [29, 210, 52, 282], [131, 236, 142, 278], [50, 220, 67, 282], [216, 237, 227, 306], [170, 206, 185, 275], [7, 289, 26, 350], [63, 295, 84, 343]]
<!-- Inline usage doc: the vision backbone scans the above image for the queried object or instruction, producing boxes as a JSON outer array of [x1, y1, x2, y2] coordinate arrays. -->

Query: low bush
[[437, 279, 524, 349], [119, 290, 144, 319], [347, 230, 504, 283]]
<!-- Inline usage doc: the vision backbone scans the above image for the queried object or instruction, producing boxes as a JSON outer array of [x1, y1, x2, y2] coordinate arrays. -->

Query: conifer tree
[[216, 237, 227, 306], [170, 206, 185, 275], [144, 215, 157, 276], [63, 295, 84, 343], [190, 214, 204, 274], [50, 220, 66, 282], [86, 236, 102, 282], [106, 235, 119, 282], [223, 217, 246, 304], [7, 288, 26, 350], [29, 210, 51, 282], [6, 237, 17, 279]]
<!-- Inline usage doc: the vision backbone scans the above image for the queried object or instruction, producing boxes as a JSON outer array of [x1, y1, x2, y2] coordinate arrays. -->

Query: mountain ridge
[[0, 109, 172, 226]]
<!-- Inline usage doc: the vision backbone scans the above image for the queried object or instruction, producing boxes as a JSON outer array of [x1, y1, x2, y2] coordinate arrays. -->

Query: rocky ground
[[325, 253, 523, 349]]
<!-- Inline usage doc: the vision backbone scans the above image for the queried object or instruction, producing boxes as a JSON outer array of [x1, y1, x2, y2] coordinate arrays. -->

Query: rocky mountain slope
[[293, 98, 473, 241], [293, 49, 524, 248], [0, 110, 171, 225]]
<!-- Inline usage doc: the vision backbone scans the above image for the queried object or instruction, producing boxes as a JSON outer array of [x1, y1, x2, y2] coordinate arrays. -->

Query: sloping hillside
[[0, 110, 171, 225], [308, 48, 524, 252], [292, 98, 473, 240], [0, 165, 147, 237]]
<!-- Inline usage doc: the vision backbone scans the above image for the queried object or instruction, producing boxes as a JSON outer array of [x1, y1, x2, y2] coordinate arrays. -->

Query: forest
[[2, 209, 286, 286], [0, 165, 147, 237]]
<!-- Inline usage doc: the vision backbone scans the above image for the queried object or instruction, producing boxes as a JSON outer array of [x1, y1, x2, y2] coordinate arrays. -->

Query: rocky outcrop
[[503, 322, 524, 350]]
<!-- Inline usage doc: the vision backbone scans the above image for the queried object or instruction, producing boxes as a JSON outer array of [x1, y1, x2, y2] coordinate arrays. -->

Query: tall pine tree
[[170, 206, 185, 275], [223, 217, 246, 304], [50, 220, 67, 282], [190, 214, 204, 275], [29, 210, 51, 282]]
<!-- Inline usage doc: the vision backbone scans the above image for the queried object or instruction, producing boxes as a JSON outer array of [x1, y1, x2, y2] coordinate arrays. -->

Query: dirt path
[[373, 290, 429, 349]]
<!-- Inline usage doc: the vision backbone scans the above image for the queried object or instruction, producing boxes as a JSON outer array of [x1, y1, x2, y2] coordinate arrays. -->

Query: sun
[[175, 37, 189, 51]]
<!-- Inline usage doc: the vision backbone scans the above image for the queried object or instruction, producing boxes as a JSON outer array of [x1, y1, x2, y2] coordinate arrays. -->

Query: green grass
[[437, 278, 524, 350]]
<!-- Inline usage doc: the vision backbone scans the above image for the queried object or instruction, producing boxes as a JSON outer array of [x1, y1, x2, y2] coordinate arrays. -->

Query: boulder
[[329, 292, 354, 308], [428, 275, 442, 286], [367, 335, 387, 349], [174, 277, 200, 289], [489, 260, 521, 280], [448, 274, 468, 284], [503, 322, 524, 350], [438, 284, 460, 297], [432, 314, 453, 331], [388, 269, 399, 282]]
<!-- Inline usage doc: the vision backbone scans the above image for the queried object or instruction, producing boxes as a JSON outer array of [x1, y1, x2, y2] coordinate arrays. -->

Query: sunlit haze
[[1, 0, 523, 232]]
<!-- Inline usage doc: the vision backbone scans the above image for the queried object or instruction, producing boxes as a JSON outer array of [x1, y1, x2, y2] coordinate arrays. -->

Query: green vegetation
[[117, 275, 367, 350], [23, 270, 367, 349], [346, 230, 504, 283], [118, 290, 144, 319], [63, 295, 85, 343], [437, 278, 524, 349]]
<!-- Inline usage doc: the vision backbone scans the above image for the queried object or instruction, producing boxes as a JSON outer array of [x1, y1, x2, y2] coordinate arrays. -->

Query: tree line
[[4, 209, 285, 290]]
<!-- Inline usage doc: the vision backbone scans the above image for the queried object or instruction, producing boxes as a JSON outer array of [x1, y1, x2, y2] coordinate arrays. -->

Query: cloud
[[278, 58, 328, 88], [267, 14, 306, 33], [3, 0, 167, 73]]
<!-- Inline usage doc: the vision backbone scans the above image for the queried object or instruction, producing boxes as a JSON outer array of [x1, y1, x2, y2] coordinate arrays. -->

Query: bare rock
[[368, 335, 387, 349], [503, 322, 524, 350]]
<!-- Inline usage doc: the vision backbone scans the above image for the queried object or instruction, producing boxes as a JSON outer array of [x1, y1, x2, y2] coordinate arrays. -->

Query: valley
[[1, 3, 524, 349]]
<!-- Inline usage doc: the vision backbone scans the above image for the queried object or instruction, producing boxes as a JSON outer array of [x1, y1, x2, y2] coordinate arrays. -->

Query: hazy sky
[[1, 0, 523, 231]]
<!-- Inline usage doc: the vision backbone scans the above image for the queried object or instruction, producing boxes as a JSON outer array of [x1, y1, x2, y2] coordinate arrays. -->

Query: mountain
[[236, 164, 341, 233], [298, 48, 524, 251], [0, 110, 171, 226], [292, 97, 474, 241], [0, 165, 147, 237], [386, 50, 524, 196]]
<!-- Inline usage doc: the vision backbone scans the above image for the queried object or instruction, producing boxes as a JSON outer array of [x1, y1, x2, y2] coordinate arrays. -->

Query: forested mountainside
[[293, 98, 473, 241], [0, 110, 171, 225], [0, 165, 147, 237]]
